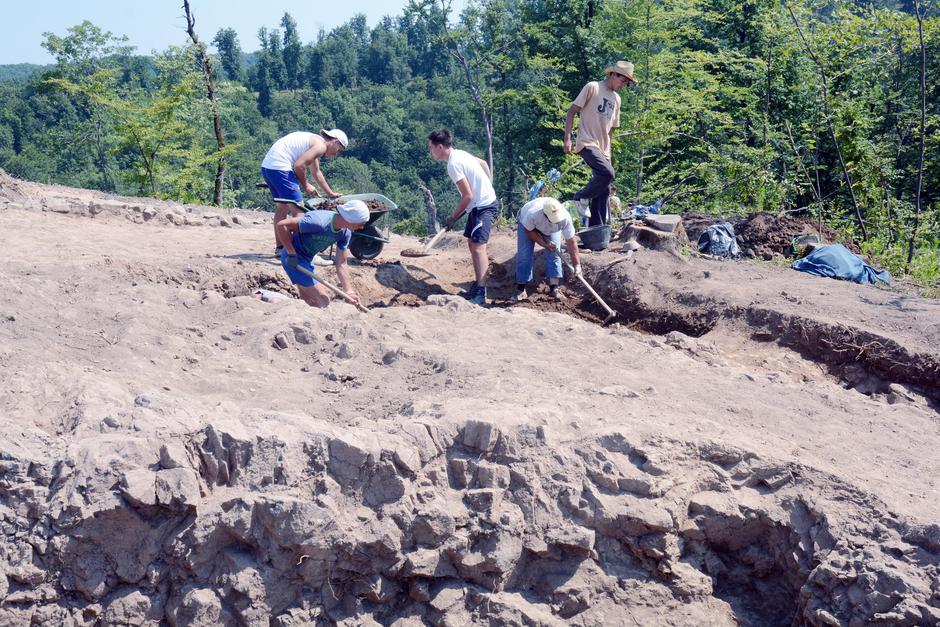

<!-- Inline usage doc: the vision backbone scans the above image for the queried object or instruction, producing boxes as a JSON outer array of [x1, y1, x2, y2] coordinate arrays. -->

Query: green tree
[[281, 13, 303, 89], [212, 28, 244, 82]]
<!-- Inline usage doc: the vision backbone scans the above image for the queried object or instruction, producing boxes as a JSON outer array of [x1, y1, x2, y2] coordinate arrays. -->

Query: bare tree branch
[[183, 0, 226, 207]]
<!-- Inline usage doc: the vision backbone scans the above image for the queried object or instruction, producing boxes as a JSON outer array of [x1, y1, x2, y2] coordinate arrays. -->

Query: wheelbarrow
[[303, 193, 396, 261]]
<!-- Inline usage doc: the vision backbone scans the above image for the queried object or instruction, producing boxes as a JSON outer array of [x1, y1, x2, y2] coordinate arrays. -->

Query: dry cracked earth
[[0, 170, 938, 626]]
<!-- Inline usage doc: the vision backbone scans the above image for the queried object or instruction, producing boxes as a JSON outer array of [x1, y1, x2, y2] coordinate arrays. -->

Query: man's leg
[[297, 283, 331, 308], [545, 231, 565, 298], [573, 147, 615, 227], [273, 201, 296, 246], [469, 241, 488, 287], [515, 222, 535, 291]]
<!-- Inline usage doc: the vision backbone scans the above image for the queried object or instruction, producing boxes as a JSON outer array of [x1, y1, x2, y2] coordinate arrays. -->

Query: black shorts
[[463, 203, 499, 244]]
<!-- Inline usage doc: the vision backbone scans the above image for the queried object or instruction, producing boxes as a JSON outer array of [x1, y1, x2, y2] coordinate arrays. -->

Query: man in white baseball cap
[[275, 199, 369, 308], [261, 128, 350, 253]]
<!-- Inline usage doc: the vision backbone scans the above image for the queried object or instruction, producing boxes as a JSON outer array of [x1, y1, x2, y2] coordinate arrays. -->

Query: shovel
[[401, 226, 451, 257], [558, 255, 618, 325], [295, 265, 369, 313], [401, 210, 464, 258]]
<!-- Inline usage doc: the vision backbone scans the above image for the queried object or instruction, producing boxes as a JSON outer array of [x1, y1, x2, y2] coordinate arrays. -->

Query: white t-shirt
[[261, 132, 316, 171], [447, 149, 497, 208], [519, 198, 575, 240]]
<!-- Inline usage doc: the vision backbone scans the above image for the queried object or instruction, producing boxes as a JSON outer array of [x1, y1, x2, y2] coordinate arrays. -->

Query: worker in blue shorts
[[261, 129, 348, 253], [275, 199, 369, 308]]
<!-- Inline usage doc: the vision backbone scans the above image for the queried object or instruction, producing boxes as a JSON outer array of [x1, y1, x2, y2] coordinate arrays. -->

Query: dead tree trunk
[[907, 0, 926, 270], [418, 183, 440, 234], [788, 6, 867, 240], [183, 0, 226, 207]]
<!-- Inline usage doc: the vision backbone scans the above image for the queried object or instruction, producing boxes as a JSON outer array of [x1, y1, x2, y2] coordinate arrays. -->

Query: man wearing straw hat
[[513, 196, 582, 303], [563, 61, 638, 228]]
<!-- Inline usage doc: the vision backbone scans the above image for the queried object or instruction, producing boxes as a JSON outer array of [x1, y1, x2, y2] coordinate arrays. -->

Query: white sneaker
[[512, 290, 528, 303], [312, 254, 331, 266]]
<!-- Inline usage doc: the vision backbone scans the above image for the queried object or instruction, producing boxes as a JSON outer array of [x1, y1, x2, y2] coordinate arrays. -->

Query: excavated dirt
[[683, 212, 860, 259], [313, 199, 389, 212], [1, 170, 939, 626]]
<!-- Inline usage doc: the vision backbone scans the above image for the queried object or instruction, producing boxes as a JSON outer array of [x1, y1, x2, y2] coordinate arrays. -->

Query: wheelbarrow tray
[[305, 193, 397, 226]]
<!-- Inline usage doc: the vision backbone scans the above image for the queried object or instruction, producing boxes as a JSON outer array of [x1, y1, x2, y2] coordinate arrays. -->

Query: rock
[[328, 435, 373, 484], [336, 343, 354, 359], [291, 326, 314, 345], [409, 579, 431, 602], [170, 588, 230, 625], [448, 458, 470, 489], [599, 385, 641, 398], [475, 462, 510, 489], [547, 525, 595, 557], [382, 347, 402, 365], [400, 549, 457, 578], [596, 493, 674, 537], [274, 333, 290, 350], [464, 489, 500, 512], [120, 469, 158, 507], [102, 589, 159, 626], [154, 468, 200, 509], [159, 442, 190, 470], [429, 582, 465, 612], [426, 294, 475, 311], [460, 420, 499, 453], [412, 509, 456, 547]]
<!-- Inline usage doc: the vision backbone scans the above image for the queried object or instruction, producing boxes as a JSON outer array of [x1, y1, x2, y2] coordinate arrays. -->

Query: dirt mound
[[682, 212, 857, 260]]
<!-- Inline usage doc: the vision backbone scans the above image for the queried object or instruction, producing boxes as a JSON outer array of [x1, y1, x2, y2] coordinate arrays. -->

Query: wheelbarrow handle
[[295, 266, 369, 313]]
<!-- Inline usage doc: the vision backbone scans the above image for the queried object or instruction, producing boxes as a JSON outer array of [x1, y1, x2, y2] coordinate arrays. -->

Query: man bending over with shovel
[[514, 197, 582, 302], [261, 128, 348, 254], [275, 199, 369, 308], [427, 129, 498, 306]]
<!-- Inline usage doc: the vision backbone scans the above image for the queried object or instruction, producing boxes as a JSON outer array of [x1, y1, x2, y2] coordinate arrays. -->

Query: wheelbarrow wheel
[[350, 224, 385, 260]]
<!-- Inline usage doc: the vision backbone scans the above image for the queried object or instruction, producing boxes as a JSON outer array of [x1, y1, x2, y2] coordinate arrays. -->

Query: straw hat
[[604, 60, 639, 83]]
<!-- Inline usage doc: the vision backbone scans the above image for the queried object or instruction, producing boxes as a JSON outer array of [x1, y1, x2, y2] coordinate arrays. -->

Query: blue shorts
[[280, 249, 317, 287], [464, 203, 499, 244], [261, 167, 302, 203]]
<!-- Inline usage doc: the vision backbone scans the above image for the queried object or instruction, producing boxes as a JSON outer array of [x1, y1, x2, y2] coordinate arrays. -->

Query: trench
[[156, 255, 937, 405]]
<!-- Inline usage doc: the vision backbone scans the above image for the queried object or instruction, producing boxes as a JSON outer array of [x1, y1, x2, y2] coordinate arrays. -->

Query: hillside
[[0, 172, 938, 626]]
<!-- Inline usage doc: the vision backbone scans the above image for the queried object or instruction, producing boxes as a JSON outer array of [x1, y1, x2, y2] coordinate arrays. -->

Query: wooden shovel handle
[[296, 266, 369, 313]]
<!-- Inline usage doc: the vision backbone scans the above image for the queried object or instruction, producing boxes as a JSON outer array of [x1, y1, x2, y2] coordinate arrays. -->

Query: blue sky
[[0, 0, 464, 64]]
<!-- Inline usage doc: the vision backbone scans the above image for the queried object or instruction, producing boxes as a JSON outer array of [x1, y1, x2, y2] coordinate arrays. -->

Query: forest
[[0, 0, 936, 286]]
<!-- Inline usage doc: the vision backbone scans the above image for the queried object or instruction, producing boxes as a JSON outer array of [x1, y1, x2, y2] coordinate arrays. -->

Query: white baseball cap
[[337, 199, 369, 224], [321, 128, 348, 148]]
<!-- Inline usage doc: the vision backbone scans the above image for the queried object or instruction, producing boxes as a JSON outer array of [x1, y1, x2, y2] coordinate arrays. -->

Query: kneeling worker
[[275, 199, 369, 308], [515, 197, 582, 302]]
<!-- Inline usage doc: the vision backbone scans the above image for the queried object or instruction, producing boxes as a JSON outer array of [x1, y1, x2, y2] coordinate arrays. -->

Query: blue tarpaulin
[[791, 244, 891, 285]]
